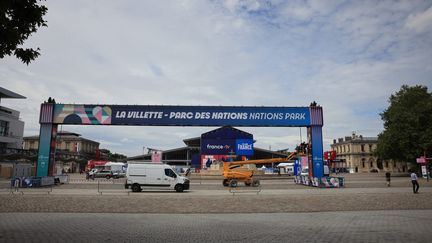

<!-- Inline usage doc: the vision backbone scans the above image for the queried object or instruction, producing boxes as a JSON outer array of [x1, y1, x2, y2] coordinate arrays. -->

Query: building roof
[[57, 131, 81, 137], [332, 132, 378, 145], [183, 137, 200, 146], [332, 137, 378, 145], [24, 131, 99, 145], [0, 87, 26, 99], [201, 126, 253, 139]]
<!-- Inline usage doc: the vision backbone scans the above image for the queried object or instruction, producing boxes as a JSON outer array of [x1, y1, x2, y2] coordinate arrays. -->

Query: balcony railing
[[0, 132, 21, 139]]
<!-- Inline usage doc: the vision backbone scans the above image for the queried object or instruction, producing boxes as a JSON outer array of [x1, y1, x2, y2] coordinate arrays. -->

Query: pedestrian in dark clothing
[[385, 172, 391, 187], [411, 172, 420, 193]]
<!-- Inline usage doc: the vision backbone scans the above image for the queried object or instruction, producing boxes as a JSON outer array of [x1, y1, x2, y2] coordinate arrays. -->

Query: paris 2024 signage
[[51, 104, 319, 127]]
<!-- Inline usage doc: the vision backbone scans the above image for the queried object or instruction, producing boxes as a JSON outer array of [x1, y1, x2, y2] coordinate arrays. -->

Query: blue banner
[[236, 139, 254, 155], [53, 104, 313, 127], [311, 126, 324, 178], [36, 124, 52, 177], [294, 159, 300, 176], [111, 106, 311, 126]]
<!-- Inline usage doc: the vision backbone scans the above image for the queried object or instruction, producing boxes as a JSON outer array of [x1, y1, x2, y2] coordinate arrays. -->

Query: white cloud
[[406, 6, 432, 33], [1, 0, 431, 156]]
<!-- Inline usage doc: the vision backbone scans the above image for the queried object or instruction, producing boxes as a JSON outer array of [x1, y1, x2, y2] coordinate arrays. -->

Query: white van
[[125, 163, 190, 192]]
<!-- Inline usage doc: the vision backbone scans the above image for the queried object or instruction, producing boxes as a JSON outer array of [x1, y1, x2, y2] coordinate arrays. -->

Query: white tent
[[277, 162, 294, 167]]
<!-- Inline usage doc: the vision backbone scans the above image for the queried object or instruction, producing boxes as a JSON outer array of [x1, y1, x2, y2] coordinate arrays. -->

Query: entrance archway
[[36, 103, 324, 178]]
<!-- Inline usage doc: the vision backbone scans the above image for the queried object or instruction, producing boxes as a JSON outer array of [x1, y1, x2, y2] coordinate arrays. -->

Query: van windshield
[[164, 169, 177, 178]]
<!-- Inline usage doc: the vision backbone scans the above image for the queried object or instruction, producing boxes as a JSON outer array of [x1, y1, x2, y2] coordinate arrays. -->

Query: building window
[[65, 142, 70, 150], [385, 161, 389, 168], [362, 158, 365, 168], [343, 145, 346, 153], [369, 144, 373, 152], [0, 120, 9, 136], [370, 161, 373, 167], [347, 145, 350, 152], [361, 144, 365, 152]]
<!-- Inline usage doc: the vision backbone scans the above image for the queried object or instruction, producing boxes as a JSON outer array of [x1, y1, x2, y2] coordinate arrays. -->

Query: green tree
[[376, 85, 432, 163], [108, 153, 127, 162], [0, 0, 47, 64]]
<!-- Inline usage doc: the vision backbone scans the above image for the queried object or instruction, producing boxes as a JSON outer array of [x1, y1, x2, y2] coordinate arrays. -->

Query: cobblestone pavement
[[0, 185, 431, 213], [1, 174, 431, 242], [0, 210, 431, 242], [0, 173, 431, 213]]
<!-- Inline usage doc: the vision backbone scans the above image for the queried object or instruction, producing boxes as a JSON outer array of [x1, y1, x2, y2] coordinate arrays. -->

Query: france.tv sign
[[236, 139, 253, 155], [201, 139, 254, 156], [201, 139, 235, 155]]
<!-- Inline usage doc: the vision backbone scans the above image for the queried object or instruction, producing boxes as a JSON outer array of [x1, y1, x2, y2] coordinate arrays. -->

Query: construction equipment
[[222, 152, 297, 187]]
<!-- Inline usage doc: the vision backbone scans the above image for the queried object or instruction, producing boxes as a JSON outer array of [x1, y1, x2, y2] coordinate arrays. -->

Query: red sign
[[324, 151, 337, 160], [417, 157, 426, 164]]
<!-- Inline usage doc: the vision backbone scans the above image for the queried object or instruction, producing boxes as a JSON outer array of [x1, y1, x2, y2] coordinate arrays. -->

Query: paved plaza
[[0, 211, 431, 242], [0, 173, 431, 242]]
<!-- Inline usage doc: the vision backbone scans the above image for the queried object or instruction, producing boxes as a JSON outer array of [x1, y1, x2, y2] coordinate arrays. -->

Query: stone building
[[23, 131, 100, 173], [24, 131, 99, 154], [330, 132, 408, 173]]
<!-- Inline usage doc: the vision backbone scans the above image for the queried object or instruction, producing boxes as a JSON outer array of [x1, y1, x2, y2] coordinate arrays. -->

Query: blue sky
[[1, 0, 431, 156]]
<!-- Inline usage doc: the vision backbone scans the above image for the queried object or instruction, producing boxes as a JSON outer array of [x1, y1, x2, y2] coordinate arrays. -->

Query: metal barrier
[[229, 186, 262, 195], [11, 186, 53, 195], [97, 180, 130, 195]]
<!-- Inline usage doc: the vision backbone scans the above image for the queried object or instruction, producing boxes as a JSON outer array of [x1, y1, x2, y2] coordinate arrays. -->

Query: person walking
[[411, 171, 420, 193], [385, 172, 391, 187]]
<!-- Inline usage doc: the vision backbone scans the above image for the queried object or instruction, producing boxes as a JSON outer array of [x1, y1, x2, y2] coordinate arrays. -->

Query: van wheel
[[175, 184, 184, 192], [105, 175, 111, 179], [222, 179, 229, 187], [132, 184, 141, 192], [244, 181, 252, 186]]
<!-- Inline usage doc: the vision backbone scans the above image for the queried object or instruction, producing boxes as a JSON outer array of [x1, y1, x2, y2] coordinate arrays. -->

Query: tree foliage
[[0, 0, 47, 64], [108, 153, 127, 162], [376, 85, 432, 163]]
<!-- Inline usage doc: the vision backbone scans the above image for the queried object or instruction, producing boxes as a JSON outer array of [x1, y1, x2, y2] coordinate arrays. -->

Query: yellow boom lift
[[222, 152, 297, 187]]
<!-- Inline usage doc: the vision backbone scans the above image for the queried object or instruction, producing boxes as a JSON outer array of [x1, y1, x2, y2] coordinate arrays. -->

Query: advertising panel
[[421, 165, 427, 178], [151, 151, 162, 162], [201, 139, 254, 156], [52, 104, 315, 127], [235, 139, 254, 155], [36, 124, 52, 177]]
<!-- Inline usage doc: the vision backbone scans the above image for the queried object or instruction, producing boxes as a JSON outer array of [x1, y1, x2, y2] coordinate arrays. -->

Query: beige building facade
[[330, 133, 408, 173], [23, 131, 100, 173], [24, 131, 99, 154]]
